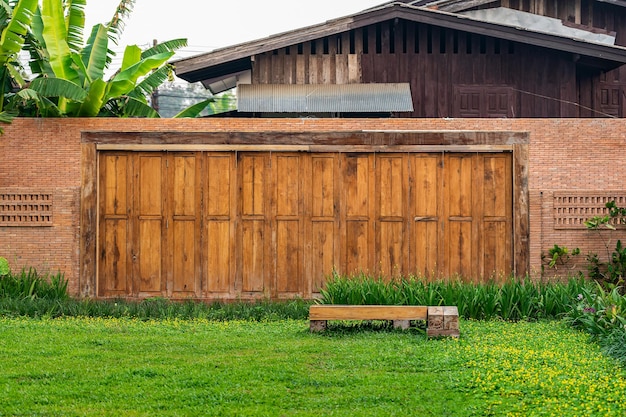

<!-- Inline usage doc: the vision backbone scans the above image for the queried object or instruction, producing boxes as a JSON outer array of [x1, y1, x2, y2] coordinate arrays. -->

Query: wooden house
[[175, 0, 626, 118]]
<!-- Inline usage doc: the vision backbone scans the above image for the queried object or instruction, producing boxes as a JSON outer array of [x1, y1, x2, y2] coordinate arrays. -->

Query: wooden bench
[[309, 305, 460, 337]]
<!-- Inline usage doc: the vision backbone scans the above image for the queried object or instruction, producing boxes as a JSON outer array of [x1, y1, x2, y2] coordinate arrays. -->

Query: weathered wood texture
[[309, 305, 428, 321], [308, 304, 459, 337], [98, 150, 514, 299], [250, 18, 625, 118]]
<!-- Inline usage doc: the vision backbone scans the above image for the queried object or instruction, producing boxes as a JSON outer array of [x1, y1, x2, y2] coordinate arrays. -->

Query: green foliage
[[0, 0, 210, 119], [584, 201, 626, 288], [0, 318, 625, 416], [0, 256, 9, 276], [565, 283, 626, 338], [543, 244, 580, 269], [318, 271, 590, 321], [0, 293, 310, 321], [0, 267, 68, 300], [564, 282, 626, 366], [0, 0, 39, 127]]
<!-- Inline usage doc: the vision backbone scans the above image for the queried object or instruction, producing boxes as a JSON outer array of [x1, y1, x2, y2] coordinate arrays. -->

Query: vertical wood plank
[[206, 154, 233, 294], [170, 154, 200, 296], [411, 154, 441, 278], [275, 154, 302, 296], [78, 143, 99, 297], [377, 155, 406, 277], [344, 154, 371, 274], [135, 154, 164, 295], [240, 154, 268, 294], [98, 152, 132, 296]]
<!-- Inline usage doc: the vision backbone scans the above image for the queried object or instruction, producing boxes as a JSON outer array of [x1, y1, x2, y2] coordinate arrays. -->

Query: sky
[[84, 0, 385, 62]]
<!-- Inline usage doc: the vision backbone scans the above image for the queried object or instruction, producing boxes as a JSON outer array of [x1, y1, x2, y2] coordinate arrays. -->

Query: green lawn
[[0, 318, 624, 416]]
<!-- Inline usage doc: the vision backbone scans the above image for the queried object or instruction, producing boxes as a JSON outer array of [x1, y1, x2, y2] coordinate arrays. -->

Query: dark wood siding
[[252, 20, 586, 117]]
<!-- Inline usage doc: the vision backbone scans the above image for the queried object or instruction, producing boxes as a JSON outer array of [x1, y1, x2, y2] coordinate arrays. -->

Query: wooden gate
[[97, 151, 512, 299]]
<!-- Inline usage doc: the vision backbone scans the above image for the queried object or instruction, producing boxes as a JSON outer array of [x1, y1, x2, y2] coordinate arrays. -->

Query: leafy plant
[[318, 272, 590, 321], [0, 256, 9, 277], [543, 244, 580, 269], [0, 0, 211, 119], [583, 201, 626, 288], [0, 267, 68, 300]]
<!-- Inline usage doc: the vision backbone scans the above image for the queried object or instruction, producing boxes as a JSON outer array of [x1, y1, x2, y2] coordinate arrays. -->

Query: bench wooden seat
[[309, 304, 459, 337]]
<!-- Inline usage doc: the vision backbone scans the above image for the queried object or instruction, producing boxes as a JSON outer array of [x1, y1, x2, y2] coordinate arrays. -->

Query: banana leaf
[[0, 0, 38, 65], [76, 78, 106, 117], [65, 0, 86, 53], [106, 51, 173, 98], [30, 77, 87, 101], [81, 23, 109, 84], [40, 0, 79, 83], [141, 38, 187, 58], [120, 44, 141, 71], [173, 98, 213, 118], [118, 95, 160, 118]]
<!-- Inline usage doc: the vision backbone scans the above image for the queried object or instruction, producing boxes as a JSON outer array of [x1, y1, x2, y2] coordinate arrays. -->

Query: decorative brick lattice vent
[[553, 192, 626, 229], [0, 191, 53, 226]]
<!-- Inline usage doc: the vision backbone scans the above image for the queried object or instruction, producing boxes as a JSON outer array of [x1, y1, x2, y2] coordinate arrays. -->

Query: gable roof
[[173, 1, 626, 84]]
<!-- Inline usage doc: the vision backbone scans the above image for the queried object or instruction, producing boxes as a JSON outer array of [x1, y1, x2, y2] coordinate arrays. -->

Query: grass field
[[1, 317, 625, 416]]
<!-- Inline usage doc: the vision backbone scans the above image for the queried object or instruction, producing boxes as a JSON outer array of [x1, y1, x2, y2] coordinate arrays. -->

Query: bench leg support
[[310, 320, 327, 332], [392, 320, 410, 330], [427, 306, 460, 338]]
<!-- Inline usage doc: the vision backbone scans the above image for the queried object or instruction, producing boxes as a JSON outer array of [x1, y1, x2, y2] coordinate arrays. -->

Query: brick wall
[[1, 118, 625, 295]]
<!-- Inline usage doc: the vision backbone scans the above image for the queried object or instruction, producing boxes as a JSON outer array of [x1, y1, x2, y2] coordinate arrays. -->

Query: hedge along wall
[[0, 118, 624, 296]]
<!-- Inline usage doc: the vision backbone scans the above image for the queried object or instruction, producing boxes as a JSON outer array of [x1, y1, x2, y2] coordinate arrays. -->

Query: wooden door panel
[[310, 155, 338, 294], [172, 220, 196, 293], [411, 155, 441, 277], [377, 155, 407, 277], [379, 156, 404, 217], [484, 221, 511, 279], [379, 221, 404, 277], [276, 220, 300, 293], [239, 154, 268, 294], [444, 155, 474, 278], [346, 221, 369, 274], [99, 154, 131, 296], [276, 155, 299, 216], [275, 155, 303, 296], [446, 155, 473, 217], [102, 220, 128, 292], [206, 155, 234, 295], [344, 154, 373, 275], [242, 220, 265, 293], [136, 155, 164, 295], [241, 155, 265, 216], [171, 155, 200, 296], [447, 221, 473, 279], [311, 221, 334, 292], [345, 156, 370, 217], [207, 221, 231, 292], [413, 222, 439, 277], [482, 154, 513, 278], [138, 219, 162, 292]]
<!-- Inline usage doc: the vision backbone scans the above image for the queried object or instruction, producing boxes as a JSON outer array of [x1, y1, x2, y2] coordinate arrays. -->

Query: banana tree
[[13, 0, 193, 117], [0, 0, 38, 122]]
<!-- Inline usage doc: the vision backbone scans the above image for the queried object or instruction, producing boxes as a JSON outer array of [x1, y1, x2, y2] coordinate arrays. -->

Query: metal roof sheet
[[237, 83, 414, 113]]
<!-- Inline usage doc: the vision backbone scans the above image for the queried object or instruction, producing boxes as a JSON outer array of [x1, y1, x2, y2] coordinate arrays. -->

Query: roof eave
[[174, 3, 626, 83]]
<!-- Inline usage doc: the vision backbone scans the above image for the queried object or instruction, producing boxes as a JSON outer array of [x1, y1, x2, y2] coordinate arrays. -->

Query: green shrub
[[0, 257, 9, 277], [0, 296, 311, 321], [564, 283, 626, 338], [0, 268, 68, 300], [564, 282, 626, 366], [319, 271, 592, 321]]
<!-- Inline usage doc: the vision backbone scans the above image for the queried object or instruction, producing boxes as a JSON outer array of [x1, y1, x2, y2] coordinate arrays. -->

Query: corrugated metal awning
[[237, 83, 414, 113]]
